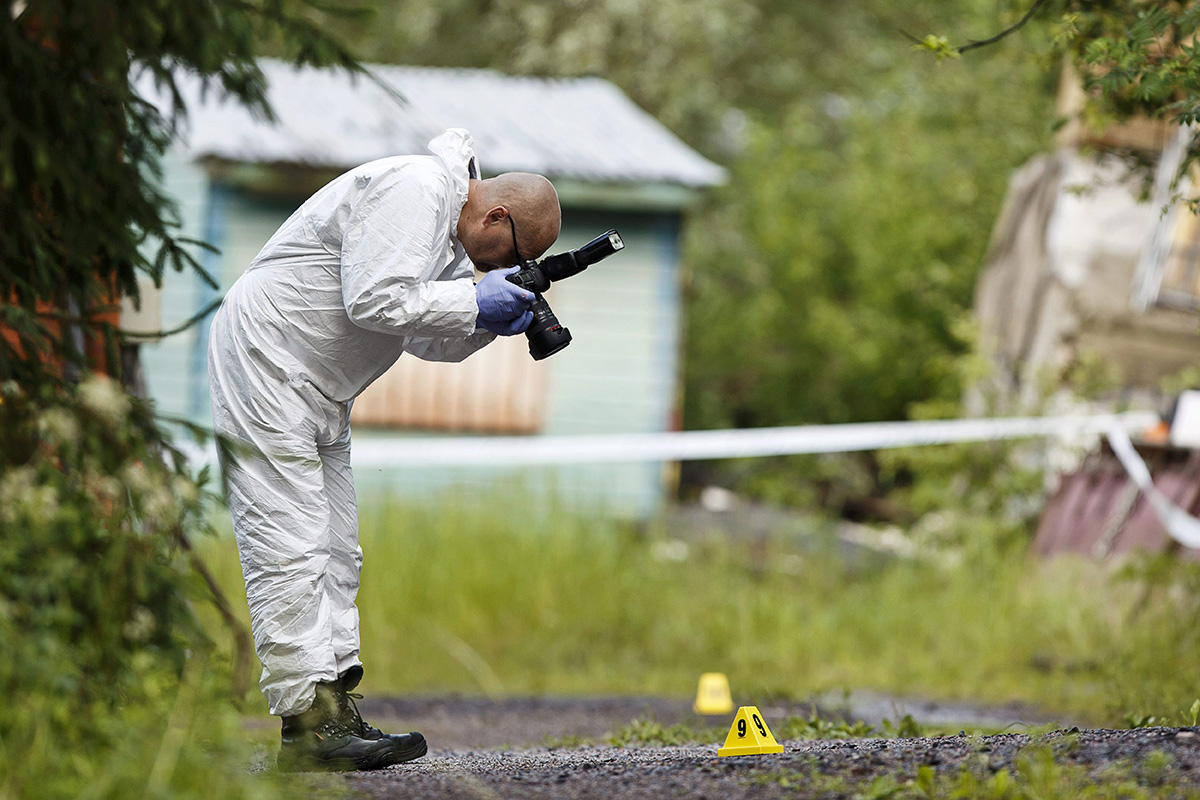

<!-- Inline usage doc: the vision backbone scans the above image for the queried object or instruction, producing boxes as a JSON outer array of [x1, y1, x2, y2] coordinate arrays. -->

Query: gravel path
[[349, 693, 1067, 751], [334, 727, 1200, 799], [266, 697, 1200, 798]]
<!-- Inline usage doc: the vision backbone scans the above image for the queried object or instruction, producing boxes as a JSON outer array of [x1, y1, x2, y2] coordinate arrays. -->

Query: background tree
[[927, 2, 1200, 182]]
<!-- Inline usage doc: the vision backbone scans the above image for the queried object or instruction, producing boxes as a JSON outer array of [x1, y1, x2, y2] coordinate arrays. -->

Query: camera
[[506, 229, 625, 360]]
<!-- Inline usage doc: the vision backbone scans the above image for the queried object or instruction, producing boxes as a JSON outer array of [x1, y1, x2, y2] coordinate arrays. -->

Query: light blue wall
[[138, 149, 208, 422], [142, 157, 685, 518]]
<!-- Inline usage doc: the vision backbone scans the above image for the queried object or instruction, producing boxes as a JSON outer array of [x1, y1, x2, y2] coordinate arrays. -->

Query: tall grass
[[196, 495, 1200, 725]]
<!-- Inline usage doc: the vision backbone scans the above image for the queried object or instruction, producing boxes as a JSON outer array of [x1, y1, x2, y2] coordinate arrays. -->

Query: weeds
[[778, 712, 882, 741], [543, 733, 595, 749], [1126, 699, 1200, 730], [884, 714, 925, 738], [0, 380, 297, 799], [931, 747, 1200, 800], [607, 718, 724, 747], [776, 711, 928, 741]]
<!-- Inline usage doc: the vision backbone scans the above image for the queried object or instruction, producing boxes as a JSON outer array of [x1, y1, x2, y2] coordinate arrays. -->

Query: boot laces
[[311, 713, 357, 740], [337, 691, 374, 737]]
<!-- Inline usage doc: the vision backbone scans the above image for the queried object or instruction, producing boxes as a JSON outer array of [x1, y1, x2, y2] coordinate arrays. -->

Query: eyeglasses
[[508, 214, 526, 267]]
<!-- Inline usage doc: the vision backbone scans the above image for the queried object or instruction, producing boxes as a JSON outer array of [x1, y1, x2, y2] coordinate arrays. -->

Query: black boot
[[277, 681, 403, 772], [334, 665, 428, 765]]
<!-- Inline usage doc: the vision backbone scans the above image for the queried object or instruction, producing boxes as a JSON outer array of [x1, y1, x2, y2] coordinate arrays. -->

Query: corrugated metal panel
[[136, 60, 725, 188], [1034, 443, 1200, 559], [350, 334, 548, 434], [1109, 454, 1200, 555], [1033, 467, 1124, 556]]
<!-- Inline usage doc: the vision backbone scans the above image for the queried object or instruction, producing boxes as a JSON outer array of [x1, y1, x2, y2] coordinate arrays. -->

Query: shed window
[[349, 333, 547, 434]]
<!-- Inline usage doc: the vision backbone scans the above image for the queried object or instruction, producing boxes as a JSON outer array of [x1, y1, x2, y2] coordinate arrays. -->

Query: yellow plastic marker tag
[[717, 706, 784, 757], [693, 672, 734, 715]]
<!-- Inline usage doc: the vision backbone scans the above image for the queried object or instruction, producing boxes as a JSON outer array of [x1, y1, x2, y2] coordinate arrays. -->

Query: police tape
[[355, 410, 1197, 548], [182, 410, 1200, 547], [347, 412, 1158, 466]]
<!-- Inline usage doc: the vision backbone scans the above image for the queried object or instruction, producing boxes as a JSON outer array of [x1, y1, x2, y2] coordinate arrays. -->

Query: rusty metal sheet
[[1110, 476, 1175, 555], [1072, 469, 1131, 555], [1034, 469, 1104, 555], [1037, 442, 1200, 560]]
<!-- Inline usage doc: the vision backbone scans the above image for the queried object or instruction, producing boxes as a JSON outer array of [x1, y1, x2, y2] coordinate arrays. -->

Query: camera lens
[[525, 297, 572, 360]]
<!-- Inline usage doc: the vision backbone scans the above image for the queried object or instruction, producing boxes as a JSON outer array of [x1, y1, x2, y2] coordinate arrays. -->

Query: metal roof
[[139, 59, 725, 188]]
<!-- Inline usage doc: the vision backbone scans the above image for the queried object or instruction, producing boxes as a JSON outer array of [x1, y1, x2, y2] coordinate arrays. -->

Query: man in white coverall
[[207, 129, 561, 772]]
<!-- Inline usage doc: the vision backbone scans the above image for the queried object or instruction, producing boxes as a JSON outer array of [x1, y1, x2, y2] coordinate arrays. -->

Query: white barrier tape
[[181, 410, 1200, 548], [184, 413, 1157, 467], [177, 412, 1152, 470], [347, 413, 1156, 466], [175, 411, 1155, 468], [1104, 424, 1200, 549]]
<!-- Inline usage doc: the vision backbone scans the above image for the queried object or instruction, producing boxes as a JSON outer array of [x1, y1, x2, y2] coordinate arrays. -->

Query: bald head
[[479, 173, 561, 259], [456, 172, 562, 270]]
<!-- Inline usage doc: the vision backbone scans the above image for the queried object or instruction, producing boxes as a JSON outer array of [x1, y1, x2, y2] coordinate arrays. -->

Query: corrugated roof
[[138, 59, 725, 188]]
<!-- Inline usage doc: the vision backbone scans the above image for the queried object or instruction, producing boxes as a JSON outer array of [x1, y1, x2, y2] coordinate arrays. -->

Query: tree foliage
[[1, 0, 360, 384], [933, 1, 1200, 171], [304, 0, 961, 158], [675, 2, 1054, 431], [1, 1, 361, 795]]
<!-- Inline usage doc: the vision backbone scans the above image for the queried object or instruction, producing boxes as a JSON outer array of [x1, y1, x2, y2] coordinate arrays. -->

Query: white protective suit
[[208, 129, 495, 716]]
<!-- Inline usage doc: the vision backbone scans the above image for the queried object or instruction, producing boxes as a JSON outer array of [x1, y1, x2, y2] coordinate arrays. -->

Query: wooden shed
[[127, 60, 724, 517]]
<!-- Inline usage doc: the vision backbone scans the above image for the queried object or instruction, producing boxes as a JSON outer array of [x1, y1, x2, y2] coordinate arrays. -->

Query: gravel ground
[[353, 695, 733, 750], [267, 697, 1200, 798], [330, 727, 1200, 799], [348, 693, 1068, 751]]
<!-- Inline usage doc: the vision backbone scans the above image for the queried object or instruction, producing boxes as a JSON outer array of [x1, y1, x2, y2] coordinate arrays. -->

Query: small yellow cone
[[717, 706, 784, 756], [693, 672, 734, 714]]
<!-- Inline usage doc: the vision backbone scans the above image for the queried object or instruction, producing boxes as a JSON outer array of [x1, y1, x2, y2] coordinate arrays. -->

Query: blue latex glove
[[476, 266, 534, 322], [478, 309, 534, 336]]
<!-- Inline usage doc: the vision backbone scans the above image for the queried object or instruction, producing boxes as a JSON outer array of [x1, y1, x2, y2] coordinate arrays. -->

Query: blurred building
[[126, 60, 724, 517], [981, 67, 1200, 560], [975, 65, 1200, 411]]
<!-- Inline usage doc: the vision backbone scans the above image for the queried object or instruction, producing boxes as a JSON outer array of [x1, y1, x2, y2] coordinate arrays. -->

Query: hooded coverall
[[208, 129, 495, 716]]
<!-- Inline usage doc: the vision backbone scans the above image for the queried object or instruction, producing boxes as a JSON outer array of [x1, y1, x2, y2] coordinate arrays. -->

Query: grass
[[194, 493, 1200, 726]]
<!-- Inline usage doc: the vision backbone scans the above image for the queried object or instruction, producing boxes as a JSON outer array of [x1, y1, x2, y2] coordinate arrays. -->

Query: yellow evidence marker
[[717, 706, 784, 757], [693, 672, 734, 715]]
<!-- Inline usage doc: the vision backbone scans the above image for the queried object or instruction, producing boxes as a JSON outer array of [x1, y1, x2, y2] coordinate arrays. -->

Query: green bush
[[0, 377, 288, 799]]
